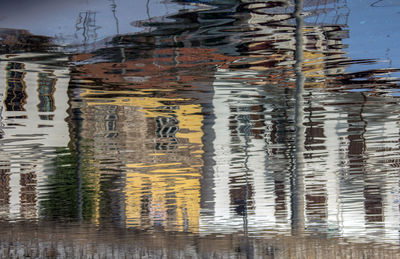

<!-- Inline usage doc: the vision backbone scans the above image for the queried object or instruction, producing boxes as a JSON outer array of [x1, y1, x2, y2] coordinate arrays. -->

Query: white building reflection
[[200, 68, 400, 244], [197, 0, 400, 245], [0, 56, 70, 220]]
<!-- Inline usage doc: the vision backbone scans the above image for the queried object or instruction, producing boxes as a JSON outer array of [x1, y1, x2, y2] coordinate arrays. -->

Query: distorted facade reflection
[[68, 40, 234, 231], [0, 57, 70, 220], [199, 1, 400, 245], [0, 0, 399, 250]]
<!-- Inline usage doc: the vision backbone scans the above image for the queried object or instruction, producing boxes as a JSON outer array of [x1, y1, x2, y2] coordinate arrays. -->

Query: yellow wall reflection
[[80, 89, 204, 232]]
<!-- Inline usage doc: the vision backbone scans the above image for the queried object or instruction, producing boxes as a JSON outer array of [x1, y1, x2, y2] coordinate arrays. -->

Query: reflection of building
[[198, 0, 346, 234], [75, 92, 204, 232], [232, 0, 350, 89], [71, 41, 234, 232], [202, 74, 400, 242], [0, 59, 69, 146], [191, 0, 400, 244], [0, 0, 186, 50], [0, 58, 70, 220], [200, 67, 293, 234], [0, 29, 50, 54], [200, 68, 400, 244], [66, 0, 400, 243]]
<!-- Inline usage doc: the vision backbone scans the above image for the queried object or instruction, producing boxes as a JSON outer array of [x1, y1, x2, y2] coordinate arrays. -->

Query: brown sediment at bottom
[[0, 221, 399, 258]]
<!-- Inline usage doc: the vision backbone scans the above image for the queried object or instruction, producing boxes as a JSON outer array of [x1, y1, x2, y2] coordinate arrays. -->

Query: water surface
[[1, 0, 400, 257]]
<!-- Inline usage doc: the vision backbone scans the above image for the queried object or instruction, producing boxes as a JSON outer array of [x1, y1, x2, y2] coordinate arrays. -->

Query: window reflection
[[5, 62, 26, 112], [37, 72, 56, 113]]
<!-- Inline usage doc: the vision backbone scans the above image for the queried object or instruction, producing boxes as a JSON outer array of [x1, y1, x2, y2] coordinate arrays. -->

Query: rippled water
[[1, 0, 400, 257]]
